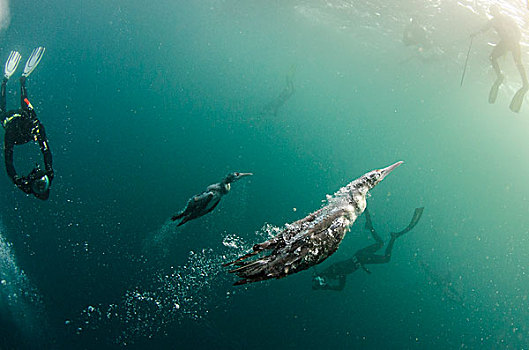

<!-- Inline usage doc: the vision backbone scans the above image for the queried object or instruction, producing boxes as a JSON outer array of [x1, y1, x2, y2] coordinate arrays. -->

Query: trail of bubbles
[[141, 219, 177, 259], [75, 248, 241, 345], [73, 224, 282, 346], [0, 220, 47, 342]]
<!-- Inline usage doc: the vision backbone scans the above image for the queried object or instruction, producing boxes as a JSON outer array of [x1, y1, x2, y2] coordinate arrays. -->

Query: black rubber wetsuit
[[1, 76, 53, 197]]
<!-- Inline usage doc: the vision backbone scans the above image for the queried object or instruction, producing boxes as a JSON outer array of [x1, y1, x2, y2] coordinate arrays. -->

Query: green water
[[1, 0, 529, 348]]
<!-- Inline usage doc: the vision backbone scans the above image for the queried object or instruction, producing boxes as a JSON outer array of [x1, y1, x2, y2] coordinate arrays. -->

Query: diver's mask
[[28, 167, 50, 200]]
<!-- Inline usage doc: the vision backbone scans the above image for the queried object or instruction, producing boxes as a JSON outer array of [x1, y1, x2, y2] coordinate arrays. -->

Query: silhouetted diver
[[312, 207, 424, 291], [261, 65, 296, 117], [224, 161, 403, 285], [171, 172, 253, 226], [471, 5, 528, 112]]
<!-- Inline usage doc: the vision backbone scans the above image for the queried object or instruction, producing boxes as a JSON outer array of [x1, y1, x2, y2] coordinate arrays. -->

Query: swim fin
[[509, 86, 529, 113], [391, 207, 424, 238], [488, 75, 504, 104], [22, 47, 45, 77], [4, 51, 21, 80]]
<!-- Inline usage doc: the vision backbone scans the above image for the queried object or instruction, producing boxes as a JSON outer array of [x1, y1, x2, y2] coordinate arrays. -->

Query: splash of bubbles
[[75, 245, 247, 346], [0, 219, 47, 342], [73, 221, 284, 346], [222, 233, 248, 250]]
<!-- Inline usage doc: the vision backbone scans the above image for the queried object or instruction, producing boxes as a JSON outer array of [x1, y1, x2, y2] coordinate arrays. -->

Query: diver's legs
[[356, 242, 384, 259], [19, 76, 28, 109], [490, 43, 508, 79], [356, 243, 391, 265], [356, 237, 395, 265], [489, 44, 507, 103], [512, 44, 529, 87], [383, 235, 397, 260], [364, 209, 384, 246], [355, 210, 385, 263], [0, 78, 7, 116]]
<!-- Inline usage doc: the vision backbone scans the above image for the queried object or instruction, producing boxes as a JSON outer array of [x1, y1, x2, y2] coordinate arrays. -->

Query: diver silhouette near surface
[[471, 5, 528, 112], [312, 207, 424, 291], [260, 65, 296, 117], [1, 48, 53, 200]]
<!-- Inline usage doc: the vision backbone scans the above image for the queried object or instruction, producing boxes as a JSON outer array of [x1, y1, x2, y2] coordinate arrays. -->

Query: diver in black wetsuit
[[1, 48, 53, 200], [312, 207, 424, 291]]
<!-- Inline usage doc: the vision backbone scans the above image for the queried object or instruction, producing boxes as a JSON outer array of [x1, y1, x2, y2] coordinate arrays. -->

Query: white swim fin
[[4, 51, 21, 80], [22, 47, 45, 77]]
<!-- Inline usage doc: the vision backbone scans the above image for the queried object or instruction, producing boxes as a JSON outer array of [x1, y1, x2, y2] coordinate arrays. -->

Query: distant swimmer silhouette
[[403, 17, 433, 50], [261, 65, 296, 117], [224, 161, 403, 286], [471, 5, 528, 112], [400, 17, 444, 64], [312, 207, 424, 291], [171, 172, 253, 226]]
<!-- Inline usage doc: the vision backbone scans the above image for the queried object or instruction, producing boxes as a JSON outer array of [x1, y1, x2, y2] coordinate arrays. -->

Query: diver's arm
[[4, 138, 30, 193], [33, 120, 53, 181], [314, 274, 347, 291]]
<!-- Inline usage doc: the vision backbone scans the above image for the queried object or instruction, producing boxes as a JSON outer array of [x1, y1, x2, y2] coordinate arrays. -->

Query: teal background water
[[1, 0, 529, 348]]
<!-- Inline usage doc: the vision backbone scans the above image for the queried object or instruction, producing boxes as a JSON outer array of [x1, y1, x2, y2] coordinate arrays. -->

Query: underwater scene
[[2, 0, 529, 348]]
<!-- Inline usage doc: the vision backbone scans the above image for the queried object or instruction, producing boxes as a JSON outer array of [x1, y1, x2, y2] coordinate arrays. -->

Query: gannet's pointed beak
[[379, 161, 403, 181], [238, 173, 253, 177]]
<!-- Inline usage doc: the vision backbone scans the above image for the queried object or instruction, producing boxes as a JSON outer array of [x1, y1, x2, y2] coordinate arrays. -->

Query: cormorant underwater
[[171, 172, 253, 226], [224, 161, 403, 285]]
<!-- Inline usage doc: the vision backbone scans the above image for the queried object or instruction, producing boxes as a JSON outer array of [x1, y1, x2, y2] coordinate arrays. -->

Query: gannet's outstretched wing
[[227, 209, 351, 285]]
